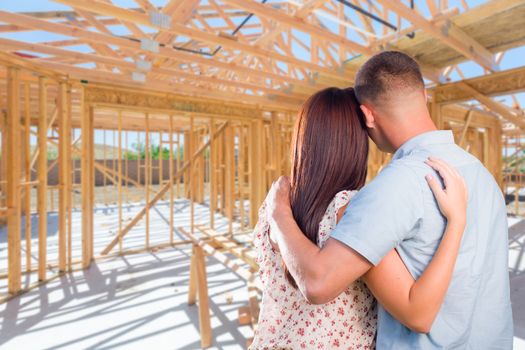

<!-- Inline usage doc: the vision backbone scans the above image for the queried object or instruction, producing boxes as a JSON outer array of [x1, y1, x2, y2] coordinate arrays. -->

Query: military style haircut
[[355, 51, 424, 105]]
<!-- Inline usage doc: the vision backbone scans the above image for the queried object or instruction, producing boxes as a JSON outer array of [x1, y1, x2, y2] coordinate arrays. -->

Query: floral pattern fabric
[[250, 190, 377, 350]]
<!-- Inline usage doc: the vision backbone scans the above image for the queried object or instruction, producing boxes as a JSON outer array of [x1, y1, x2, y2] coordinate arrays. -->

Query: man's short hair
[[355, 51, 424, 105]]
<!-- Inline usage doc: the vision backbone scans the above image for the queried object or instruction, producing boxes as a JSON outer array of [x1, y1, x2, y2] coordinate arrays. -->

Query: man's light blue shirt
[[331, 130, 513, 349]]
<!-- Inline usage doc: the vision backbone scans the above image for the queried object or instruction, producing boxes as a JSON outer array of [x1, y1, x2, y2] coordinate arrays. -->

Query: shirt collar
[[392, 130, 455, 160]]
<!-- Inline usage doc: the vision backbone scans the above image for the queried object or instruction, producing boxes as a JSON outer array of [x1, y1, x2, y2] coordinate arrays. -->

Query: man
[[266, 51, 513, 348]]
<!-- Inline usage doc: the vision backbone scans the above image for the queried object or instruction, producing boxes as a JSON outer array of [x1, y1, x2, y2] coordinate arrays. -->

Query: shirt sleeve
[[329, 162, 424, 266]]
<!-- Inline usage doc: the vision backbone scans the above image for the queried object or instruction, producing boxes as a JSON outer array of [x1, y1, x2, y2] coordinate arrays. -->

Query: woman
[[250, 87, 467, 349]]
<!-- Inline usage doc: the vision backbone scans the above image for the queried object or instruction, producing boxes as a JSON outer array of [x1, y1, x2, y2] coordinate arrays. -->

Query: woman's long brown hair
[[285, 87, 369, 288]]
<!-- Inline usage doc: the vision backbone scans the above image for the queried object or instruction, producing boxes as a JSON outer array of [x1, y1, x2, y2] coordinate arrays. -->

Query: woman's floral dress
[[250, 190, 377, 350]]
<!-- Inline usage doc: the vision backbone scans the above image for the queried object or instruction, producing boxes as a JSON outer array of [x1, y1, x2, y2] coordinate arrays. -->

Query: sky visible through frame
[[0, 0, 523, 150]]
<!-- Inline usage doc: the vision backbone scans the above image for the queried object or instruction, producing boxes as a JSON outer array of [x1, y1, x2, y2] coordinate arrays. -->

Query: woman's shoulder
[[331, 190, 358, 211]]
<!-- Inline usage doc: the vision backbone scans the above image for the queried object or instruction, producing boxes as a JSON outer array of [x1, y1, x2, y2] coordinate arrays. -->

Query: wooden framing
[[57, 82, 68, 272], [6, 67, 22, 294], [81, 99, 94, 268], [37, 76, 48, 280], [181, 226, 259, 349], [0, 5, 523, 342]]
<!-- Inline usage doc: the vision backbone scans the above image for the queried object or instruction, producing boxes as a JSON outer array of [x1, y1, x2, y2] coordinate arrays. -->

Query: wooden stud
[[37, 76, 48, 280], [169, 115, 174, 244], [66, 84, 73, 272], [188, 245, 198, 306], [101, 122, 229, 255], [458, 110, 474, 148], [194, 244, 212, 348], [209, 119, 216, 230], [81, 98, 94, 268], [58, 82, 68, 272], [145, 112, 150, 249], [23, 82, 31, 272], [118, 110, 123, 253], [224, 125, 234, 234], [6, 67, 22, 294], [190, 116, 194, 234]]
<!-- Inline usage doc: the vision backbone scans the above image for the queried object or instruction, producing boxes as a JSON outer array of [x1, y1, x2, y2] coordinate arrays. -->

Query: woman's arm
[[362, 157, 468, 333]]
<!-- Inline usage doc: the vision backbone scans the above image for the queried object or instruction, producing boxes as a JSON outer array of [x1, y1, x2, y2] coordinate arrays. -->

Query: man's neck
[[391, 119, 438, 152]]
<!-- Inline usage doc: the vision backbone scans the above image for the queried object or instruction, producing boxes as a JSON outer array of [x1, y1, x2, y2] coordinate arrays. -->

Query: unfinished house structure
[[0, 0, 524, 348]]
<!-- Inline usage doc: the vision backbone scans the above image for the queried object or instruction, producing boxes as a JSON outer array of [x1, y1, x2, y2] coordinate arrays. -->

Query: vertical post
[[23, 83, 31, 272], [66, 85, 72, 272], [194, 245, 212, 348], [271, 112, 282, 179], [176, 132, 181, 198], [103, 129, 107, 204], [125, 130, 129, 203], [430, 95, 443, 129], [81, 93, 94, 268], [494, 123, 503, 190], [209, 119, 216, 230], [237, 124, 245, 230], [58, 82, 68, 272], [137, 131, 141, 190], [218, 130, 225, 214], [224, 125, 234, 234], [118, 110, 123, 253], [188, 245, 198, 305], [0, 111, 6, 222], [38, 77, 48, 280], [145, 113, 150, 249], [516, 136, 521, 216], [159, 130, 163, 188], [189, 116, 194, 233], [89, 107, 95, 258], [249, 119, 263, 226], [169, 115, 174, 244], [6, 67, 21, 294]]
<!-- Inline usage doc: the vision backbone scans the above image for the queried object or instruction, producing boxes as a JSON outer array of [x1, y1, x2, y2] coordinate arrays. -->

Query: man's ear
[[423, 89, 428, 102], [360, 104, 376, 129]]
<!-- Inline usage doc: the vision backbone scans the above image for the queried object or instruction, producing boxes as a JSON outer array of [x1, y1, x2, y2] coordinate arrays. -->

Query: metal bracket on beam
[[136, 59, 152, 72], [149, 11, 171, 30], [131, 72, 146, 83], [140, 38, 159, 53]]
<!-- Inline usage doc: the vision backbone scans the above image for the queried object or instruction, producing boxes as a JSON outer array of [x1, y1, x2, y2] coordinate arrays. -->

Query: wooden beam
[[52, 0, 347, 80], [37, 76, 48, 281], [83, 85, 291, 120], [81, 93, 94, 268], [23, 83, 32, 273], [221, 0, 373, 56], [376, 0, 496, 71], [57, 82, 68, 272], [194, 244, 212, 348], [0, 10, 310, 92], [0, 37, 308, 100], [100, 121, 229, 255], [433, 66, 525, 104], [6, 67, 22, 294], [32, 60, 302, 110], [457, 81, 525, 130], [0, 51, 63, 81], [458, 110, 474, 148]]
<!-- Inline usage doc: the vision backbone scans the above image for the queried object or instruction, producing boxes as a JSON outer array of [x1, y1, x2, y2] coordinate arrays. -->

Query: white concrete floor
[[508, 217, 525, 350], [0, 199, 523, 349], [0, 199, 252, 349]]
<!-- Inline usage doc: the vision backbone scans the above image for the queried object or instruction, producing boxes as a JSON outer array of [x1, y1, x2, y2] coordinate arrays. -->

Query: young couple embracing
[[250, 51, 513, 349]]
